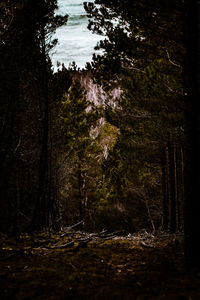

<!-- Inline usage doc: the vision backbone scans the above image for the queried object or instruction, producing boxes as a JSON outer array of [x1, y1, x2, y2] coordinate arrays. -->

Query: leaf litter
[[0, 229, 200, 299]]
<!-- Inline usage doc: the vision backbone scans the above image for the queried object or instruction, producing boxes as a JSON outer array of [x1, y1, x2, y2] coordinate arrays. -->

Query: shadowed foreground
[[0, 232, 200, 299]]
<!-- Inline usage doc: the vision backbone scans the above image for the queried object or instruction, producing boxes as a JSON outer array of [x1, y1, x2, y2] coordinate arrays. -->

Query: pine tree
[[0, 0, 68, 233], [58, 79, 99, 227], [84, 0, 186, 231]]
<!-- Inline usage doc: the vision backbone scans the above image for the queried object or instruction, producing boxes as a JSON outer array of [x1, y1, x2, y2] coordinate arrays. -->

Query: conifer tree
[[58, 80, 99, 226], [0, 0, 68, 233], [84, 0, 185, 231]]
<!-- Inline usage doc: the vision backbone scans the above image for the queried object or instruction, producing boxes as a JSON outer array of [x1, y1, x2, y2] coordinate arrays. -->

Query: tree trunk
[[184, 0, 200, 268], [169, 139, 177, 234], [78, 161, 83, 222], [180, 146, 185, 231], [161, 147, 169, 230], [175, 145, 184, 232], [31, 24, 49, 231]]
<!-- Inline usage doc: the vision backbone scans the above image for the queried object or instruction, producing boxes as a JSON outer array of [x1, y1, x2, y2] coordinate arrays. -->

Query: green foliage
[[83, 0, 186, 230], [57, 79, 104, 227], [58, 80, 97, 156]]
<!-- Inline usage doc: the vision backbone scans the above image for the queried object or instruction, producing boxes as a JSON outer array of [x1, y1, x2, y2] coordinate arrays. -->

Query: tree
[[85, 0, 200, 267], [58, 79, 100, 227], [0, 0, 68, 233], [84, 0, 186, 232], [30, 0, 68, 231], [183, 0, 200, 268]]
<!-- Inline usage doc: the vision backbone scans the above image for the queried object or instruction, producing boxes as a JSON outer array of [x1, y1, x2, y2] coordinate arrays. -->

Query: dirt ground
[[0, 231, 200, 300]]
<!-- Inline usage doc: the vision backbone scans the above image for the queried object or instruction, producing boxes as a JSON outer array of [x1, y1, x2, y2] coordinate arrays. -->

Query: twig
[[140, 241, 154, 248], [166, 50, 181, 68], [51, 241, 75, 249], [62, 221, 84, 231]]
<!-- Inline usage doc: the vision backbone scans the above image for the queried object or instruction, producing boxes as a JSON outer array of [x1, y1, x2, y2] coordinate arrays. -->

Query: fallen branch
[[76, 237, 92, 247], [36, 241, 75, 250], [140, 241, 154, 248], [97, 231, 125, 239], [54, 241, 75, 249], [62, 221, 83, 232]]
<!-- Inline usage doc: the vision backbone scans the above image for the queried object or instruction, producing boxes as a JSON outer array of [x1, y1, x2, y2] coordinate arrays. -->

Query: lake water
[[50, 0, 103, 70]]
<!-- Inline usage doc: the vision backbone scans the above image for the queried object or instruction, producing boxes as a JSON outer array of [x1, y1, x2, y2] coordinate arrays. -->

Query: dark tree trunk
[[184, 0, 200, 268], [169, 139, 177, 234], [48, 119, 61, 231], [175, 145, 184, 232], [13, 167, 20, 235], [161, 147, 169, 230], [78, 162, 83, 221], [180, 147, 185, 231], [31, 24, 49, 231]]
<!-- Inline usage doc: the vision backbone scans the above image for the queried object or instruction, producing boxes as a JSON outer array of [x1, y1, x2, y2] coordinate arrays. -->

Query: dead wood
[[62, 221, 83, 232], [49, 241, 75, 249], [140, 241, 154, 248]]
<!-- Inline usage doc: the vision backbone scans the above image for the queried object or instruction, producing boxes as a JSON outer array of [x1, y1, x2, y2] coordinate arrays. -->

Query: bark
[[180, 147, 185, 230], [169, 139, 177, 234], [13, 168, 20, 235], [31, 24, 49, 231], [78, 162, 83, 221], [161, 147, 169, 230], [175, 146, 184, 232], [184, 0, 200, 268]]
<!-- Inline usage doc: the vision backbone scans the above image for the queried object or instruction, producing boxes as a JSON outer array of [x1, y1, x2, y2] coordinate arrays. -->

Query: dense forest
[[1, 0, 200, 299]]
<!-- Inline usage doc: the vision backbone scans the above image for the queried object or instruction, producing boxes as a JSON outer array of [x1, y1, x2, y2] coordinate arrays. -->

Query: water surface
[[51, 0, 103, 70]]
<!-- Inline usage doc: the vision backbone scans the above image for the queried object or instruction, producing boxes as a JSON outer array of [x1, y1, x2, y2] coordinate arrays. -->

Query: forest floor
[[0, 230, 200, 300]]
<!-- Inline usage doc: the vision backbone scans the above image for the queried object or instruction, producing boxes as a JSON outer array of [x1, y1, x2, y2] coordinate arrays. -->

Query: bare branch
[[166, 50, 181, 69]]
